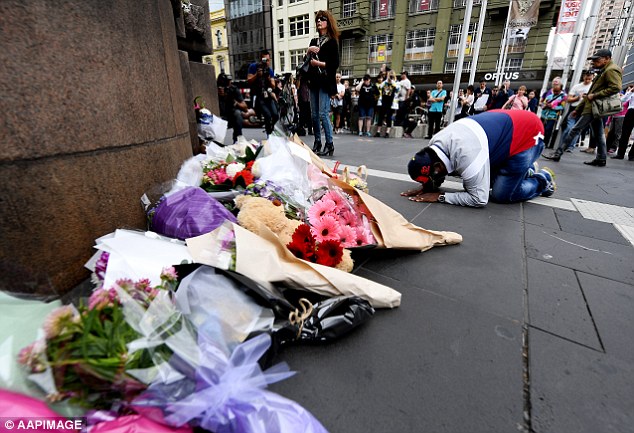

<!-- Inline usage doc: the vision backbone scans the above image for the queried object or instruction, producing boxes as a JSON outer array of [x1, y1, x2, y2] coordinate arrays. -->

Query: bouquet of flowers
[[201, 145, 262, 192], [18, 268, 182, 409], [307, 188, 375, 248]]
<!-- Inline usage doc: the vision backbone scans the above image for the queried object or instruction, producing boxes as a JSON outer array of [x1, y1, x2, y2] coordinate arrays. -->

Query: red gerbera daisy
[[291, 224, 315, 246], [287, 239, 313, 261], [233, 170, 255, 188], [315, 240, 344, 267]]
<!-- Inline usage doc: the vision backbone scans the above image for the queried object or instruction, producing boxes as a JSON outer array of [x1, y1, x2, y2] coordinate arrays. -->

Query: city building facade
[[204, 8, 231, 76], [329, 0, 559, 89], [225, 0, 274, 79], [272, 0, 329, 75]]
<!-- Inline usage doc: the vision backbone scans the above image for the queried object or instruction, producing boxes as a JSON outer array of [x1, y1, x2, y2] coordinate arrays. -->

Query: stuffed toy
[[235, 196, 353, 272]]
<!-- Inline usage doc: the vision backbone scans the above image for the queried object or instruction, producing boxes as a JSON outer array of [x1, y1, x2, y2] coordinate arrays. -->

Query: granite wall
[[0, 0, 211, 295]]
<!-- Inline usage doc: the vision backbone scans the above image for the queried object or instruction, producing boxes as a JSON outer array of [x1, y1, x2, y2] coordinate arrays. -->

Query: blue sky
[[209, 0, 224, 11]]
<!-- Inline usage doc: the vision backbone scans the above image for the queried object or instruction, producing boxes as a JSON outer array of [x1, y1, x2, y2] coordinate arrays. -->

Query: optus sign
[[483, 72, 520, 81]]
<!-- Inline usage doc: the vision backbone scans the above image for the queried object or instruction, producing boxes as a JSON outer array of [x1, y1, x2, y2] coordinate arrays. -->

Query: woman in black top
[[306, 10, 340, 156]]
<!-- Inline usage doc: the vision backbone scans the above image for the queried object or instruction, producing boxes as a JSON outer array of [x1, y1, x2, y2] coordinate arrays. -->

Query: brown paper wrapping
[[330, 178, 462, 250], [187, 223, 401, 309]]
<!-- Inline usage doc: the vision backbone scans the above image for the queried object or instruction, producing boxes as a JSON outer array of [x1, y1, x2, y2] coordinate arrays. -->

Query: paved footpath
[[232, 128, 634, 433]]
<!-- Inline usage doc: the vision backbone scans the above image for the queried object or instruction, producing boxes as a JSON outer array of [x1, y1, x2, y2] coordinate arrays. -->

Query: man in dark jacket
[[543, 49, 622, 166]]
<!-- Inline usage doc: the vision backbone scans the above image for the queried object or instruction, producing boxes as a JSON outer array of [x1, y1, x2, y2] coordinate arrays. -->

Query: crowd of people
[[215, 24, 632, 172]]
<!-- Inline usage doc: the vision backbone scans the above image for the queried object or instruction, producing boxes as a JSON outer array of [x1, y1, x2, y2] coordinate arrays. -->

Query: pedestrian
[[332, 73, 345, 134], [343, 79, 352, 132], [247, 50, 278, 137], [472, 80, 491, 114], [543, 49, 623, 166], [455, 85, 474, 120], [350, 87, 359, 135], [502, 85, 528, 110], [527, 90, 538, 113], [401, 110, 555, 207], [539, 77, 566, 148], [492, 80, 514, 109], [376, 71, 398, 138], [297, 76, 313, 136], [395, 71, 413, 126], [305, 10, 340, 157], [611, 83, 634, 160], [222, 74, 254, 144], [426, 81, 446, 139], [560, 71, 594, 152], [356, 74, 379, 137]]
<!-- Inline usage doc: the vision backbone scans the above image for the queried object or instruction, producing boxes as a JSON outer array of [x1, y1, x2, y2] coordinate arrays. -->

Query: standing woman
[[306, 11, 340, 156]]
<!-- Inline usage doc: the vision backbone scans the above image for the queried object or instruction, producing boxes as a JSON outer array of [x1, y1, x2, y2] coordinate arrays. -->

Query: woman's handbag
[[592, 93, 623, 118]]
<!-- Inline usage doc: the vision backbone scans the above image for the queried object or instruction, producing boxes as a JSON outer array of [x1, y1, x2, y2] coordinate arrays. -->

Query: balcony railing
[[338, 15, 369, 36]]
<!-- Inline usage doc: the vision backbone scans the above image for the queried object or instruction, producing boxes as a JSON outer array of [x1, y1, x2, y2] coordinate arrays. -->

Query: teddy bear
[[235, 195, 353, 272]]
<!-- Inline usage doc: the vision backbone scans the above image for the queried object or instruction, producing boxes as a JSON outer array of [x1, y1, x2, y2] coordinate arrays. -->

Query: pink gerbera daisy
[[338, 209, 358, 226], [322, 190, 345, 208], [354, 226, 371, 247], [338, 225, 357, 248], [311, 215, 342, 242], [307, 199, 336, 225]]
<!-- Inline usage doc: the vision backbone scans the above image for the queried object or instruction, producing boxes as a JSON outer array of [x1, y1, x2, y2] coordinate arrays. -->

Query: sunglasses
[[316, 16, 327, 22]]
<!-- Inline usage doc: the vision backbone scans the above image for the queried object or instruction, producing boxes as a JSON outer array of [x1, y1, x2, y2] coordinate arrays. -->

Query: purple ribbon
[[163, 334, 329, 433]]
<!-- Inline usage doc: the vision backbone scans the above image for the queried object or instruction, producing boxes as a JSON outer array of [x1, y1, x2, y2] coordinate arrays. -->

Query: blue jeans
[[491, 139, 549, 203], [310, 87, 333, 145], [555, 114, 607, 160]]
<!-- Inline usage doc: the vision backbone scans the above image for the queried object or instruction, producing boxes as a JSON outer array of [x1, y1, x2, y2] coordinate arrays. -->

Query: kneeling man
[[402, 110, 556, 207]]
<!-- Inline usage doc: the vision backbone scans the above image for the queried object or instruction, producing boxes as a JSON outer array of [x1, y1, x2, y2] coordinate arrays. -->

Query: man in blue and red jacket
[[401, 110, 556, 207]]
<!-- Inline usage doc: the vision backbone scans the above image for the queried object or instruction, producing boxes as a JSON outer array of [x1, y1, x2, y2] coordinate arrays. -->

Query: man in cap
[[401, 110, 556, 207], [542, 49, 622, 166]]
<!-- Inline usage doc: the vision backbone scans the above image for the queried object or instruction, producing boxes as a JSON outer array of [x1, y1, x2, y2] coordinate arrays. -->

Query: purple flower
[[94, 251, 110, 281]]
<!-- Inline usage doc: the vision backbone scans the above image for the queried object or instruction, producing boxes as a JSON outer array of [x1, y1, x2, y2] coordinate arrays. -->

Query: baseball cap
[[407, 150, 434, 184], [588, 49, 612, 60]]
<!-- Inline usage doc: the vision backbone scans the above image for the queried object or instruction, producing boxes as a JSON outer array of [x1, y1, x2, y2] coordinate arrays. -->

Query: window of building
[[341, 38, 354, 65], [279, 52, 286, 71], [447, 23, 477, 57], [371, 0, 396, 19], [506, 36, 527, 54], [367, 67, 381, 76], [278, 19, 284, 39], [444, 60, 472, 73], [505, 58, 523, 70], [216, 30, 223, 47], [368, 34, 393, 63], [343, 0, 357, 17], [409, 0, 439, 14], [289, 14, 310, 37], [278, 0, 283, 5], [228, 0, 263, 19], [404, 28, 435, 60], [290, 49, 305, 71], [218, 56, 225, 72], [404, 63, 432, 75], [340, 69, 352, 78], [453, 0, 481, 7]]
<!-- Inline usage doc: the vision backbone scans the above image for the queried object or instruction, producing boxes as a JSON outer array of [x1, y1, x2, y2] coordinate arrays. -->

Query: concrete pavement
[[232, 126, 634, 433]]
